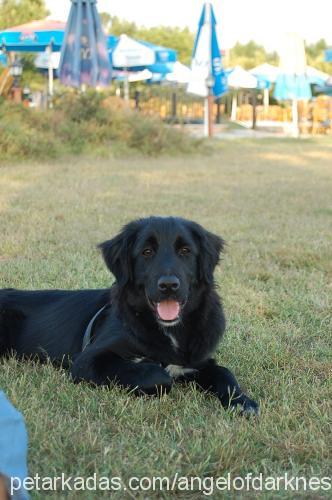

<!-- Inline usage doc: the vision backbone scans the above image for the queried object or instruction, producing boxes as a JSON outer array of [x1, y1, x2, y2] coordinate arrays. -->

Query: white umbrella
[[228, 66, 258, 88], [249, 63, 279, 83], [305, 65, 330, 85], [165, 62, 191, 84], [112, 34, 156, 99], [112, 34, 155, 69], [227, 66, 258, 121], [113, 69, 152, 82]]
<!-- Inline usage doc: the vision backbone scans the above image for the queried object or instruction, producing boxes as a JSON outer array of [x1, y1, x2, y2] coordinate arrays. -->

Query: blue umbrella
[[274, 73, 312, 101], [59, 0, 111, 88], [273, 34, 312, 102], [138, 40, 177, 74], [0, 20, 65, 52], [187, 2, 227, 136], [108, 34, 176, 74], [187, 2, 227, 98], [0, 20, 66, 98], [325, 49, 332, 62]]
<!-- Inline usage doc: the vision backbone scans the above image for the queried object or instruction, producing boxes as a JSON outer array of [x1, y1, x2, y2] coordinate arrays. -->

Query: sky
[[45, 0, 332, 52]]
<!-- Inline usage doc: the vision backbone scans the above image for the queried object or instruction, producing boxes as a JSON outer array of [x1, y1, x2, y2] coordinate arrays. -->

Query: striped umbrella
[[59, 0, 111, 88]]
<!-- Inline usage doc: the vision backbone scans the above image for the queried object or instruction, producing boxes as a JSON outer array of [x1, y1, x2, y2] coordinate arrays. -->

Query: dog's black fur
[[0, 217, 258, 415]]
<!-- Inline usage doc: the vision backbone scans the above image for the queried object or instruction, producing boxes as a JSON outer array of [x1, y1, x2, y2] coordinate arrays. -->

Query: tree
[[228, 40, 278, 69], [100, 12, 112, 34], [102, 15, 138, 38], [0, 0, 49, 30], [136, 26, 194, 65], [306, 39, 330, 72]]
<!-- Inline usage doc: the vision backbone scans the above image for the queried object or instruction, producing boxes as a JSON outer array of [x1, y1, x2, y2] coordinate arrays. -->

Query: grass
[[0, 138, 331, 499]]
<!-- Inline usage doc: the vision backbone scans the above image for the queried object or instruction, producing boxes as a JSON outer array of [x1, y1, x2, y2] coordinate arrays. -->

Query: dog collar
[[82, 305, 107, 351]]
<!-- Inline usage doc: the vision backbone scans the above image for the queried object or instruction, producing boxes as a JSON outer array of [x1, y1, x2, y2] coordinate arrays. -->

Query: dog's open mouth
[[156, 299, 181, 322], [146, 296, 184, 326]]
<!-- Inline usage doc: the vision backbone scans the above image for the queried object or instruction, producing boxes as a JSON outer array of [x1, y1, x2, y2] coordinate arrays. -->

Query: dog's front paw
[[228, 395, 259, 418], [135, 364, 173, 397], [239, 397, 259, 418]]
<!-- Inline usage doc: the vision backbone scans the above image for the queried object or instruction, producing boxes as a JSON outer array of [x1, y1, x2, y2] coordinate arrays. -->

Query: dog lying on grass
[[0, 217, 258, 416]]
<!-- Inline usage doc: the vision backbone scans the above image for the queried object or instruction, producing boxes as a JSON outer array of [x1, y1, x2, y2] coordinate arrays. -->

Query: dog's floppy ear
[[190, 222, 225, 285], [98, 221, 140, 287]]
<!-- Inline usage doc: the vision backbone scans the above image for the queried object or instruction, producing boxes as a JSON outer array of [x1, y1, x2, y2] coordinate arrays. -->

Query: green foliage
[[0, 91, 202, 162], [106, 15, 138, 38], [56, 90, 107, 124], [306, 39, 331, 73], [227, 38, 331, 72], [136, 26, 194, 65], [228, 40, 278, 69], [0, 0, 49, 30]]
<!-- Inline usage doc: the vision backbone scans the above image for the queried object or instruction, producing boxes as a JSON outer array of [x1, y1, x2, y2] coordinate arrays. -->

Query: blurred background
[[1, 0, 332, 139]]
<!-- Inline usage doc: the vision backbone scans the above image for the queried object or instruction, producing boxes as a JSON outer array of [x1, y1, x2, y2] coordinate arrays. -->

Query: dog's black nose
[[158, 276, 180, 294]]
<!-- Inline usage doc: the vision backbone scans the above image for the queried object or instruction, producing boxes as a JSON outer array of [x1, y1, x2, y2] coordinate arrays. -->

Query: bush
[[0, 90, 203, 163]]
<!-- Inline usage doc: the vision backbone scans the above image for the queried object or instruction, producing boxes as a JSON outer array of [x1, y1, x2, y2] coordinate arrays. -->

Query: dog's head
[[99, 217, 224, 327]]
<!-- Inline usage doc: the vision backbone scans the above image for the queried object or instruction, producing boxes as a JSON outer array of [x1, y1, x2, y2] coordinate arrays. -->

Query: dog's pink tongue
[[157, 300, 180, 321]]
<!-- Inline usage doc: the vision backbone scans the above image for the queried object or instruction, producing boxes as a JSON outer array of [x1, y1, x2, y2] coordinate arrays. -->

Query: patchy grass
[[0, 138, 331, 498]]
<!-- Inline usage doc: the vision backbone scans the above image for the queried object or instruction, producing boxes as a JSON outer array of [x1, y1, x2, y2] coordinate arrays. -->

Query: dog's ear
[[98, 221, 140, 287], [190, 222, 225, 285]]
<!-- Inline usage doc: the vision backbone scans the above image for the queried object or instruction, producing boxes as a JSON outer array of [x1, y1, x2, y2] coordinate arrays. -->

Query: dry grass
[[0, 138, 331, 499]]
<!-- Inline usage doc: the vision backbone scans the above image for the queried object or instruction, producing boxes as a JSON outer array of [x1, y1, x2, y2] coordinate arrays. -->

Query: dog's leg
[[71, 349, 172, 396], [195, 359, 259, 416]]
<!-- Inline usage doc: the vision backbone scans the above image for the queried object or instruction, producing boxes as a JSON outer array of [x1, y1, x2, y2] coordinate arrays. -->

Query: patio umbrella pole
[[204, 97, 209, 136], [231, 92, 237, 120], [274, 34, 311, 138], [47, 45, 54, 107], [292, 98, 299, 137], [124, 69, 129, 102], [263, 88, 269, 114], [208, 92, 213, 137]]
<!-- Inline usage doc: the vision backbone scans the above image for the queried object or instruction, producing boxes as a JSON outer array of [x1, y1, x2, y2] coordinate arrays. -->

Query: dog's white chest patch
[[132, 357, 145, 363], [168, 334, 179, 351], [165, 364, 196, 379]]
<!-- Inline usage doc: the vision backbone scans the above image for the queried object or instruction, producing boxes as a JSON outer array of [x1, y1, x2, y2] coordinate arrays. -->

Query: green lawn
[[0, 139, 331, 499]]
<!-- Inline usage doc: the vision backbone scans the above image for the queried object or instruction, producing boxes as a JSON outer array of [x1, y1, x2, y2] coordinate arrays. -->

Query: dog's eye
[[142, 248, 154, 257], [178, 246, 190, 256]]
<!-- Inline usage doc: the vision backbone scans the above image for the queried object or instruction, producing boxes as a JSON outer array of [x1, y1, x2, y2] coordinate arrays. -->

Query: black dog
[[0, 217, 258, 416]]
